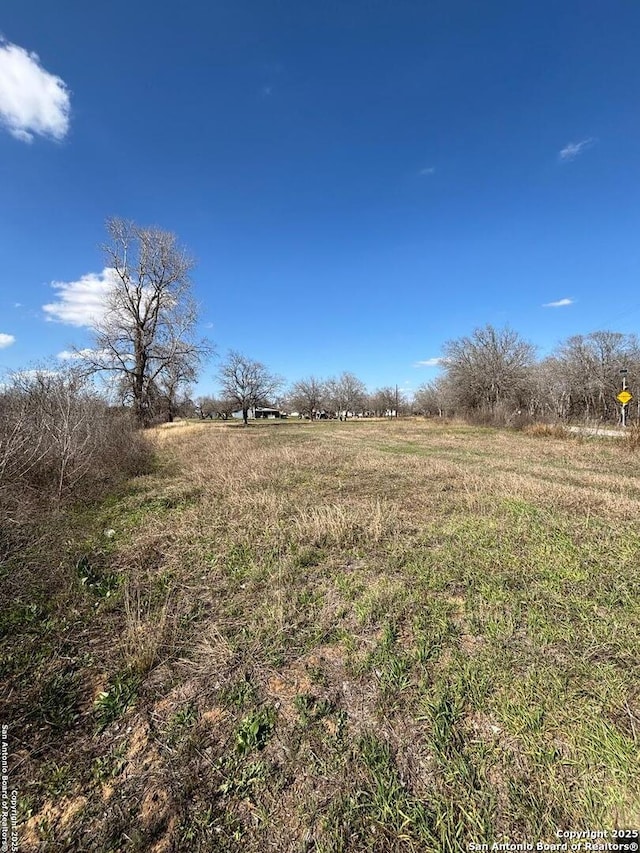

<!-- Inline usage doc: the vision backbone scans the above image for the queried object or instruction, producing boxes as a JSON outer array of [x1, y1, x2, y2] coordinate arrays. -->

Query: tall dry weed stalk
[[123, 578, 180, 673]]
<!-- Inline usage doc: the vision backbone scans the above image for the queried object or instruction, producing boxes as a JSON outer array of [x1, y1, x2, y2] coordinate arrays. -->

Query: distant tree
[[78, 218, 213, 426], [326, 372, 367, 419], [369, 386, 406, 417], [157, 357, 198, 422], [413, 377, 453, 417], [442, 324, 535, 415], [289, 377, 327, 419], [217, 351, 283, 425], [196, 395, 236, 419]]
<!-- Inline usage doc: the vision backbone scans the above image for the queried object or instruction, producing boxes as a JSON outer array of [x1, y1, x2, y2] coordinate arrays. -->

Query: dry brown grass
[[522, 421, 570, 439], [6, 417, 640, 852]]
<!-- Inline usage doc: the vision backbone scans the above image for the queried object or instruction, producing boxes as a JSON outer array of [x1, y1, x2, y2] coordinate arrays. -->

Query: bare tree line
[[213, 325, 639, 427], [191, 362, 411, 423], [414, 326, 640, 425], [9, 220, 637, 430]]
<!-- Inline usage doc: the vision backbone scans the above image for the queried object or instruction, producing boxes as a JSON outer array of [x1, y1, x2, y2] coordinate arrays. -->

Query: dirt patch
[[201, 706, 228, 727], [22, 794, 87, 849]]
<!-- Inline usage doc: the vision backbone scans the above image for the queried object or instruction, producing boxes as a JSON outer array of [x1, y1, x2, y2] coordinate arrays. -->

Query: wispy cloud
[[543, 297, 574, 308], [419, 166, 436, 176], [57, 347, 107, 361], [0, 38, 71, 143], [43, 268, 116, 327], [0, 333, 16, 349], [414, 357, 443, 367], [558, 138, 595, 162]]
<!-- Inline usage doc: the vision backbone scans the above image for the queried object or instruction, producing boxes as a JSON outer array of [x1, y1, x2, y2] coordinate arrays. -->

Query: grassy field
[[3, 418, 639, 851]]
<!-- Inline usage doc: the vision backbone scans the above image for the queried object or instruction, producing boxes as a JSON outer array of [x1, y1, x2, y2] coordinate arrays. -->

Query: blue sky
[[2, 1, 640, 398]]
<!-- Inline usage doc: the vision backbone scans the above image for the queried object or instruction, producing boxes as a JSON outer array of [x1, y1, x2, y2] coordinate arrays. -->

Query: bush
[[462, 404, 533, 430], [0, 368, 153, 534], [523, 422, 569, 439], [625, 421, 640, 452]]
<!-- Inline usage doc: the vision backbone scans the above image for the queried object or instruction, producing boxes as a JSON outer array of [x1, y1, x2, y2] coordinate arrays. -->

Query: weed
[[294, 694, 333, 726], [293, 545, 325, 568], [218, 759, 269, 796], [38, 670, 81, 730], [357, 732, 437, 846], [235, 708, 276, 754], [166, 702, 199, 744], [41, 762, 73, 797], [625, 421, 640, 451], [424, 691, 464, 760], [92, 741, 128, 782], [524, 422, 569, 439], [93, 668, 140, 730], [76, 554, 120, 600], [220, 674, 258, 709], [178, 805, 218, 845]]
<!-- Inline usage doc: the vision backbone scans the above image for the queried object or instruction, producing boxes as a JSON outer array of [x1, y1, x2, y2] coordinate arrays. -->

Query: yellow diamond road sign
[[617, 390, 633, 405]]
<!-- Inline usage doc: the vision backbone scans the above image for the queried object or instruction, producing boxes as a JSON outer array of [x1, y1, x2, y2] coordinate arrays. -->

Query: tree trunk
[[243, 407, 248, 426]]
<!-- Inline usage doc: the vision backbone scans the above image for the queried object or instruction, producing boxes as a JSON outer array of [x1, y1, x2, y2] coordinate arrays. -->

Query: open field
[[2, 418, 639, 851]]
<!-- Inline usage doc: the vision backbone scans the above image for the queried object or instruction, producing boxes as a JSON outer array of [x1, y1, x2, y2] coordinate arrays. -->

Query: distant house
[[231, 407, 285, 420]]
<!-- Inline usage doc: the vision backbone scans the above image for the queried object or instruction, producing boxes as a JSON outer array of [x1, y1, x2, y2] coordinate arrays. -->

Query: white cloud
[[414, 357, 443, 367], [558, 138, 595, 162], [419, 166, 435, 176], [0, 333, 16, 349], [57, 347, 114, 364], [0, 38, 71, 143], [543, 297, 574, 308], [43, 268, 116, 327], [57, 347, 101, 361]]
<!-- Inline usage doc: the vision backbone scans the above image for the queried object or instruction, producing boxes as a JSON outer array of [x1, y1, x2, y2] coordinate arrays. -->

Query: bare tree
[[326, 372, 367, 419], [552, 331, 638, 422], [157, 357, 198, 423], [217, 351, 283, 425], [79, 218, 212, 426], [442, 324, 535, 416], [289, 376, 327, 419], [527, 357, 571, 421], [369, 386, 406, 417], [195, 395, 235, 419], [413, 377, 453, 417]]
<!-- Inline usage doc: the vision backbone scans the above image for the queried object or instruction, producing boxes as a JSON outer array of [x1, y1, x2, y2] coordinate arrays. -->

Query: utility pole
[[618, 368, 631, 427], [395, 384, 398, 418]]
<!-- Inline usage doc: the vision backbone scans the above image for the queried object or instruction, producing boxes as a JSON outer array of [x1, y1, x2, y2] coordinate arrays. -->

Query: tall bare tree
[[442, 324, 535, 415], [217, 351, 283, 425], [79, 218, 212, 426], [289, 376, 326, 419]]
